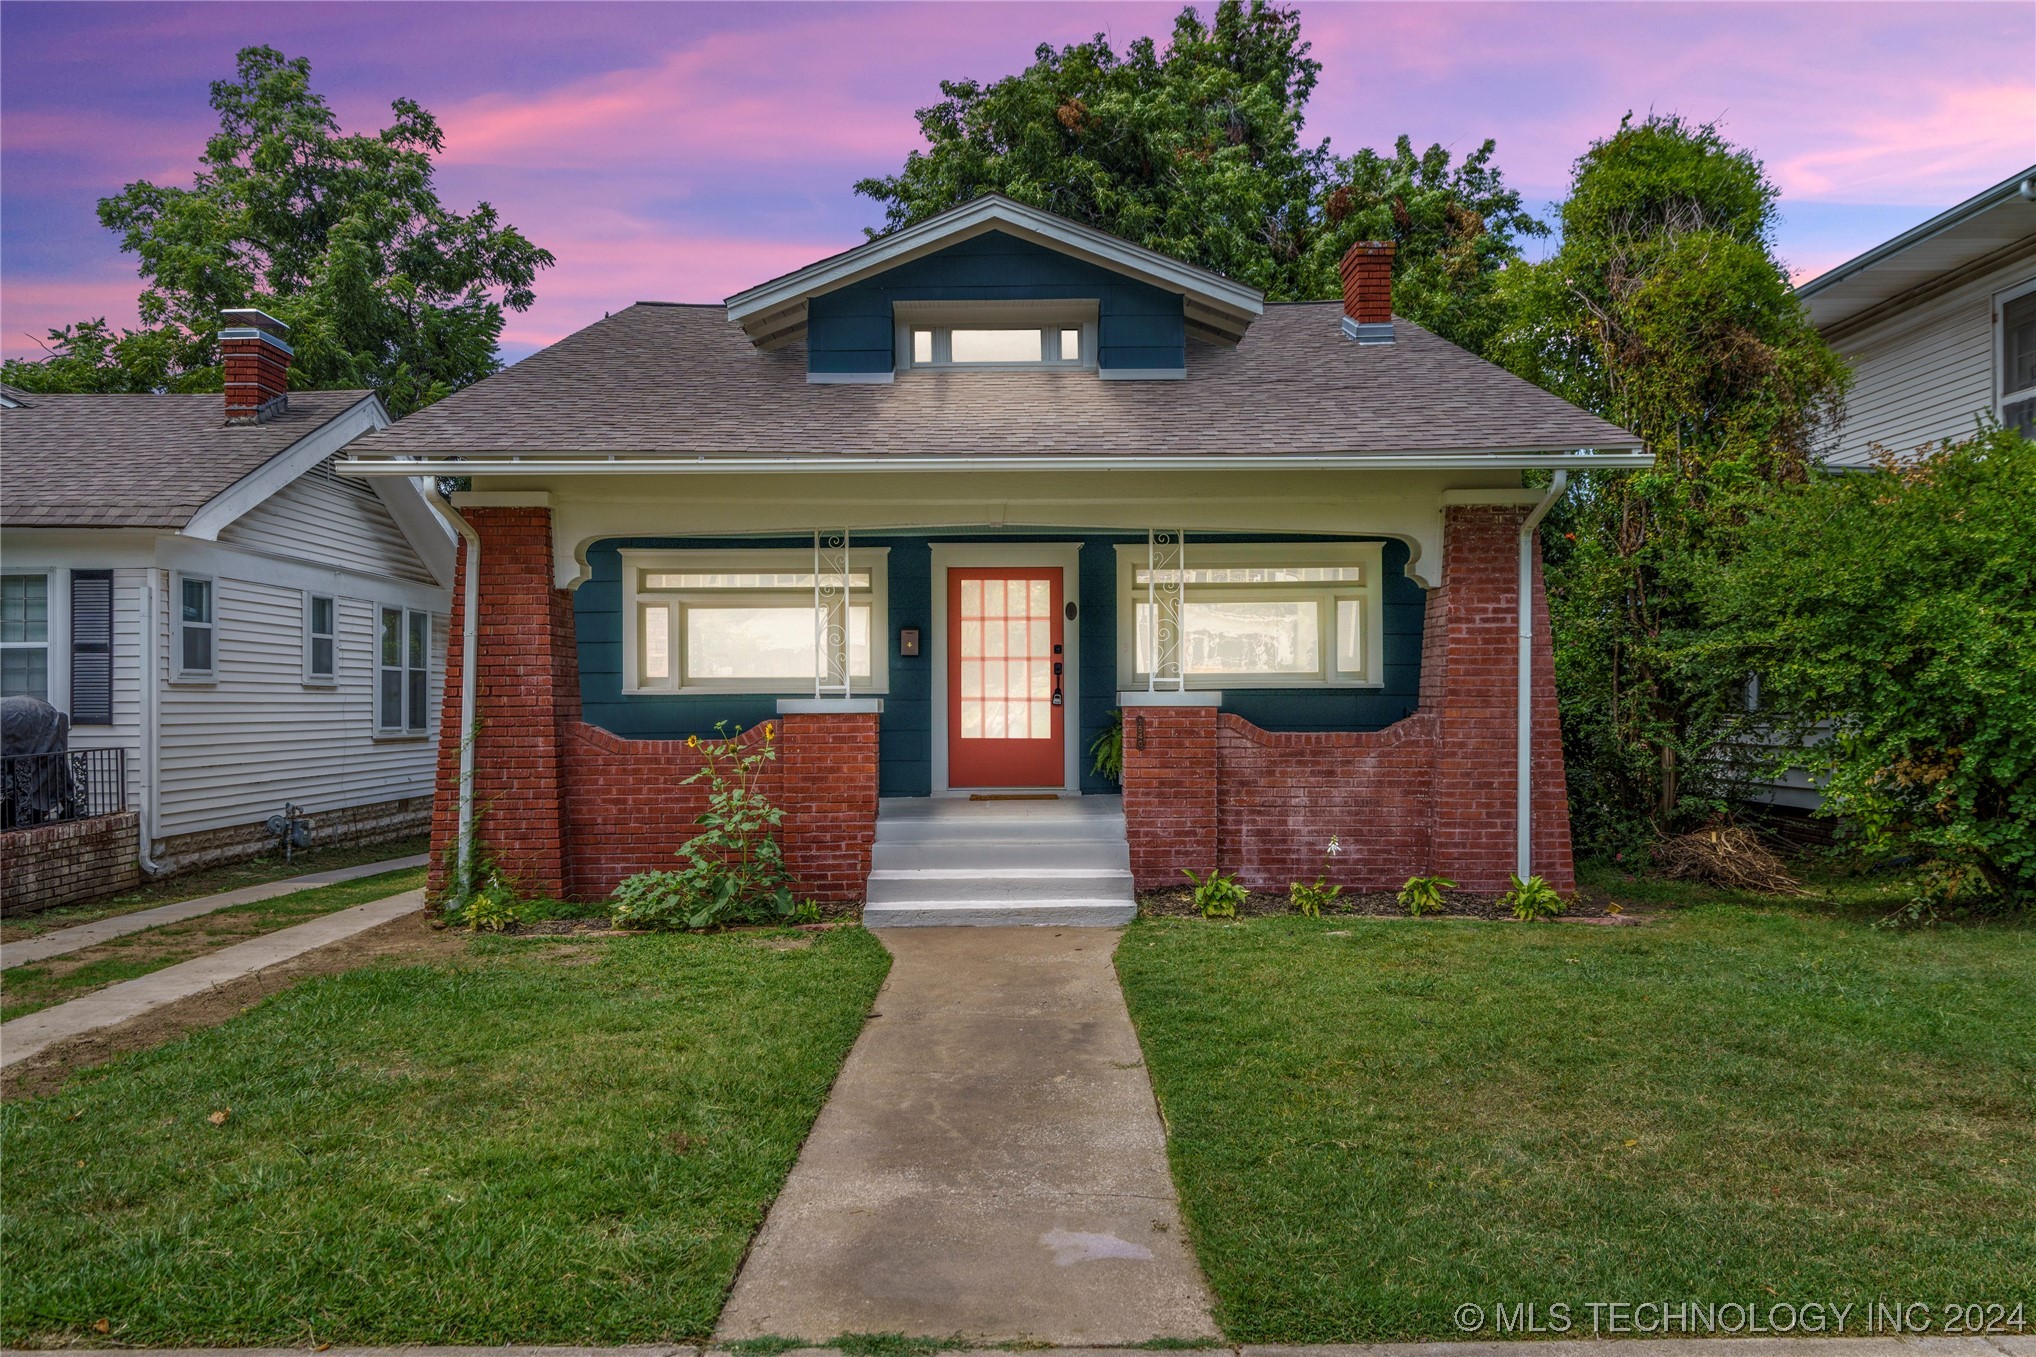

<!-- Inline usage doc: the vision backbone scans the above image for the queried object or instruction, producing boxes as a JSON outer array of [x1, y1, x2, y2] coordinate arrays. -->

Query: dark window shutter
[[70, 570, 114, 724]]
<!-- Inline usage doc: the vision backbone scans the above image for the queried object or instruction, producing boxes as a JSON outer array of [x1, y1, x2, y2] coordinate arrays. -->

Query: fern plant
[[1182, 867, 1246, 919], [1502, 873, 1567, 921], [1089, 709, 1124, 783], [1398, 874, 1457, 917]]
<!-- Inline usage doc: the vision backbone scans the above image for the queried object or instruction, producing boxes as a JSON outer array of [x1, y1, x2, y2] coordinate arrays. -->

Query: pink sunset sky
[[3, 0, 2032, 364]]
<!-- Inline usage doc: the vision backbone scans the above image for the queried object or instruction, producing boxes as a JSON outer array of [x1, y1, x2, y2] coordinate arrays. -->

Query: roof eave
[[1795, 165, 2036, 302]]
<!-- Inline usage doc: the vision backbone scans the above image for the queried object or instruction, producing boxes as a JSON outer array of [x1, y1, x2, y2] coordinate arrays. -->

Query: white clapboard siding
[[1825, 259, 2033, 466], [155, 575, 445, 838], [63, 567, 147, 816], [218, 467, 439, 585]]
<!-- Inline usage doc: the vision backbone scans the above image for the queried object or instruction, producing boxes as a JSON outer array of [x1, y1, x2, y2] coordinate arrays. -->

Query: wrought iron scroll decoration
[[813, 529, 852, 699], [1146, 528, 1186, 692]]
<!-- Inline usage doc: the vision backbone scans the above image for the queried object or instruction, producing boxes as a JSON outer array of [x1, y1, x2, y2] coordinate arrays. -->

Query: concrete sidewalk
[[717, 927, 1219, 1345], [0, 888, 423, 1068], [13, 1337, 2028, 1357], [2, 853, 428, 967]]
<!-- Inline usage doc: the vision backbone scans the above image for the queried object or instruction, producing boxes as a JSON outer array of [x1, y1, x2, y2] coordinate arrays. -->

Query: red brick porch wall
[[427, 507, 879, 905], [1122, 504, 1575, 895]]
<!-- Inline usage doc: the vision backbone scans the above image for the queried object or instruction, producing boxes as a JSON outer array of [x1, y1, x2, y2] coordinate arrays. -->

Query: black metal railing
[[1, 748, 128, 831]]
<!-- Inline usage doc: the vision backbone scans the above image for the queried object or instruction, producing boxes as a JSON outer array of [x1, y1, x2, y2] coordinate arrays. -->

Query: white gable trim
[[725, 195, 1266, 350], [183, 395, 391, 540]]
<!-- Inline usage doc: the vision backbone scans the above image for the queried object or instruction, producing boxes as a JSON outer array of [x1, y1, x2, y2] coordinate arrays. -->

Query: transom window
[[906, 325, 1086, 368], [1115, 543, 1385, 688], [624, 548, 890, 694]]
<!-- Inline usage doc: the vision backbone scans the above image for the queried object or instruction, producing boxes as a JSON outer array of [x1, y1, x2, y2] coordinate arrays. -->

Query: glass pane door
[[947, 568, 1064, 787]]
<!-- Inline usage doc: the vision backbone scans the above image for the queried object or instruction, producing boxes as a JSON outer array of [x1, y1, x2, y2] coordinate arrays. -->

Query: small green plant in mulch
[[1501, 872, 1567, 921], [1182, 867, 1246, 919], [1398, 873, 1457, 916], [452, 868, 523, 932], [1289, 835, 1347, 917]]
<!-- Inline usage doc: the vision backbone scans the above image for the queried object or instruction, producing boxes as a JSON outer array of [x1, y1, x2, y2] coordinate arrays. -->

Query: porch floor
[[864, 797, 1135, 927]]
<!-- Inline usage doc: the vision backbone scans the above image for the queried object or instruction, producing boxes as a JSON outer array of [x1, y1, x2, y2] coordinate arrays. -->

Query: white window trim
[[1994, 274, 2036, 423], [171, 571, 216, 683], [0, 568, 56, 704], [303, 592, 338, 686], [375, 604, 433, 736], [894, 300, 1099, 373], [1113, 541, 1386, 690], [621, 547, 892, 697]]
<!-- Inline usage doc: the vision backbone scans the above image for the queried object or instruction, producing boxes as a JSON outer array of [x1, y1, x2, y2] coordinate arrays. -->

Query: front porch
[[425, 498, 1573, 908]]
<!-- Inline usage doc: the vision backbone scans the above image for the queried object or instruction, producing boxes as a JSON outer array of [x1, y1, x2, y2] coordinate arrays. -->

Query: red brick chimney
[[1338, 241, 1395, 344], [220, 309, 292, 424]]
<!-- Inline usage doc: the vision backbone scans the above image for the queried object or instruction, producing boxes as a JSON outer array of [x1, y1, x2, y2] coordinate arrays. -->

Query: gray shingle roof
[[2, 390, 377, 528], [352, 302, 1640, 460]]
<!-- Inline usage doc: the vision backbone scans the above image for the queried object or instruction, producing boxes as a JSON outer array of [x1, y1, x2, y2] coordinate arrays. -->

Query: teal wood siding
[[575, 533, 1424, 798], [806, 231, 1186, 376]]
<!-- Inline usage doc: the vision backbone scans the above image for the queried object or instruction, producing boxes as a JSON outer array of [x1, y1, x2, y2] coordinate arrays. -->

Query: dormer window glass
[[905, 325, 1086, 369], [895, 301, 1098, 373]]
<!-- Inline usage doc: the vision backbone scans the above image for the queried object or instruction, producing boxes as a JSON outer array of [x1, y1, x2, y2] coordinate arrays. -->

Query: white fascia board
[[339, 449, 1654, 477], [372, 476, 458, 588], [1796, 164, 2036, 300], [181, 394, 391, 540], [724, 196, 1265, 332]]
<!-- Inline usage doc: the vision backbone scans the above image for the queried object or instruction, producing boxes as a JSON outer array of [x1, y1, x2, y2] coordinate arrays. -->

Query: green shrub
[[1502, 873, 1567, 921], [610, 722, 800, 931], [1182, 867, 1247, 919], [1397, 874, 1456, 916], [1708, 429, 2036, 919]]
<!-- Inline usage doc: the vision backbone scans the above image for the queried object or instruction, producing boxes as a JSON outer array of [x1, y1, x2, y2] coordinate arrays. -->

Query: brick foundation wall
[[1, 812, 142, 915], [153, 795, 431, 876], [430, 507, 881, 905], [1122, 505, 1575, 895]]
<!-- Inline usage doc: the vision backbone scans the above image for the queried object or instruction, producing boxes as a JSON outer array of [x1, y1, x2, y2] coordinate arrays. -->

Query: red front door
[[948, 568, 1065, 788]]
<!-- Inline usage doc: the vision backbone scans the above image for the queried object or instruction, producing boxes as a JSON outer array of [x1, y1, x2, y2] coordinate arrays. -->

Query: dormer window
[[895, 301, 1097, 372]]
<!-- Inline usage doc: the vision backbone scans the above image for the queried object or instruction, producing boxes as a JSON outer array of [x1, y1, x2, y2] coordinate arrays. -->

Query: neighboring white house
[[1799, 165, 2036, 466], [1, 311, 453, 898]]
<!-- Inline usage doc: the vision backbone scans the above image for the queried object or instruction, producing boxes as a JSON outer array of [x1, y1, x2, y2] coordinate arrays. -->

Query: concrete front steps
[[862, 796, 1137, 927]]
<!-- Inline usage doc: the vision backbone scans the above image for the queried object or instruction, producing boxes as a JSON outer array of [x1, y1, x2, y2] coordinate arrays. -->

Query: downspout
[[135, 575, 165, 876], [1516, 470, 1568, 881], [421, 487, 481, 903]]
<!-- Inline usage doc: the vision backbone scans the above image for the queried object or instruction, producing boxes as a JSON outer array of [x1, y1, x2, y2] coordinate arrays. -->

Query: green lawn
[[1117, 902, 2036, 1343], [1, 865, 429, 1022], [0, 832, 430, 943], [1, 926, 890, 1346]]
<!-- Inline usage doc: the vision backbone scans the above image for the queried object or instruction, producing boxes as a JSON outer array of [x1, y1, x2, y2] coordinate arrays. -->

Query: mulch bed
[[1138, 884, 1613, 921]]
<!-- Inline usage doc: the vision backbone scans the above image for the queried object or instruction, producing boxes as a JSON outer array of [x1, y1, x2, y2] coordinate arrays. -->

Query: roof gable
[[725, 194, 1266, 351]]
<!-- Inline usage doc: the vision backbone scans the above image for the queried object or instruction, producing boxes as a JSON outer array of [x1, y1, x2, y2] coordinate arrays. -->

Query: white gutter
[[1516, 470, 1568, 882], [337, 450, 1653, 477], [135, 576, 165, 876], [419, 486, 481, 904]]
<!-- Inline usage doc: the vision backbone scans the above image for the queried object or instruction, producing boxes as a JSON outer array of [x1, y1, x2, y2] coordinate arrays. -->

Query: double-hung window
[[173, 573, 215, 681], [1998, 280, 2036, 438], [378, 606, 431, 734], [624, 548, 890, 694], [1115, 543, 1385, 688], [304, 594, 337, 684], [0, 573, 50, 701]]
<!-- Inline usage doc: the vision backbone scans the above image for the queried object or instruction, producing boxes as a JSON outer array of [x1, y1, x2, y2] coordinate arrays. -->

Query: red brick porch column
[[427, 505, 571, 900], [1426, 505, 1575, 892], [1120, 702, 1221, 890], [777, 710, 881, 903]]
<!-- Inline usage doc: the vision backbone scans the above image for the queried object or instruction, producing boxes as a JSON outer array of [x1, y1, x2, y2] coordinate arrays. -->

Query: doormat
[[968, 793, 1061, 801]]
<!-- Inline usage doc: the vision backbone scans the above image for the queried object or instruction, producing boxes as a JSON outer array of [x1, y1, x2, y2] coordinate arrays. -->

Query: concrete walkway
[[717, 927, 1218, 1345], [2, 853, 428, 967], [0, 888, 423, 1068]]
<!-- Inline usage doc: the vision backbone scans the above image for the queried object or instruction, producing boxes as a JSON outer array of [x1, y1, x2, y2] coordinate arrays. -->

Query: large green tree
[[1492, 115, 1850, 848], [854, 1, 1544, 347], [3, 46, 553, 416]]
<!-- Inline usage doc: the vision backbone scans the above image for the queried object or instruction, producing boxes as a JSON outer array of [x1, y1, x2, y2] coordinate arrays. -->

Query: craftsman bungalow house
[[340, 196, 1647, 924]]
